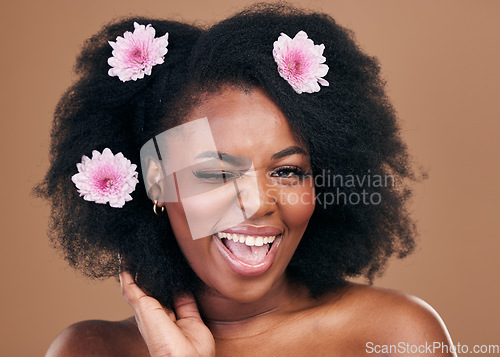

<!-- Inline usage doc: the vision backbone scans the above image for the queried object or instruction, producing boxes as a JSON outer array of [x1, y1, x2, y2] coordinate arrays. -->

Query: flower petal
[[107, 23, 169, 82], [72, 148, 139, 208], [273, 31, 329, 94]]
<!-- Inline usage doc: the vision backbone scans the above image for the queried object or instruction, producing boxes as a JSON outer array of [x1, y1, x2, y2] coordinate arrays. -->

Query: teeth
[[216, 232, 277, 247], [245, 236, 255, 246]]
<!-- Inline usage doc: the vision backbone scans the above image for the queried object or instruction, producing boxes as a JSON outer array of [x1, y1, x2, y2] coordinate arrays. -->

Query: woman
[[37, 3, 455, 356]]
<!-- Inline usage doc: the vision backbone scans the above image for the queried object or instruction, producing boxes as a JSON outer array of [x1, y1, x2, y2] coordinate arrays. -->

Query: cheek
[[166, 184, 245, 240], [165, 201, 211, 269], [276, 182, 316, 228], [165, 201, 189, 238]]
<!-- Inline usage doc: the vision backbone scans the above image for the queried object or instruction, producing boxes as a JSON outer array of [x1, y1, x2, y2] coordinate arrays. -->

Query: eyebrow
[[271, 146, 308, 160], [195, 146, 308, 164]]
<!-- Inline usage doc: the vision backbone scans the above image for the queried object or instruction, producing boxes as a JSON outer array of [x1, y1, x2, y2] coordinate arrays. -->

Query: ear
[[144, 156, 164, 201], [144, 156, 178, 204], [145, 157, 163, 188]]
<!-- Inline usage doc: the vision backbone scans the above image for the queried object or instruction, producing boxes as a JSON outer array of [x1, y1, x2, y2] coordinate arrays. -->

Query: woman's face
[[161, 87, 315, 303]]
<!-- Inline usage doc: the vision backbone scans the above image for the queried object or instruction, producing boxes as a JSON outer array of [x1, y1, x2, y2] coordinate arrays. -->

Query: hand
[[120, 271, 216, 357]]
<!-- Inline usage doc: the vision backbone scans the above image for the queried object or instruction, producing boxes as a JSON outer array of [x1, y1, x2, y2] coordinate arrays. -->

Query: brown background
[[1, 0, 498, 355]]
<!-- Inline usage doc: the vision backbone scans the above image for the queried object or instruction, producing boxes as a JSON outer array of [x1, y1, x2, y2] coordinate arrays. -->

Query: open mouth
[[212, 227, 283, 276], [217, 232, 277, 265]]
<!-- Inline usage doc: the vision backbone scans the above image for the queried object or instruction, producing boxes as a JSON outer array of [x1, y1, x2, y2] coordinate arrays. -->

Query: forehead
[[185, 87, 300, 153]]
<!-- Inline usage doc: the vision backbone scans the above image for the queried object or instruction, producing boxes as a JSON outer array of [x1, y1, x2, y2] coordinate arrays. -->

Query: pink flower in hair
[[273, 31, 329, 94], [71, 148, 139, 208], [108, 22, 169, 82]]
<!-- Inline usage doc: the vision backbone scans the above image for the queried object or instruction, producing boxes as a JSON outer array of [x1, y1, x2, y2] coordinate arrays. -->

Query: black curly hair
[[34, 3, 417, 308]]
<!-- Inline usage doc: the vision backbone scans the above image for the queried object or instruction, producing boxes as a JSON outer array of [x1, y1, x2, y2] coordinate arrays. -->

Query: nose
[[236, 171, 277, 220]]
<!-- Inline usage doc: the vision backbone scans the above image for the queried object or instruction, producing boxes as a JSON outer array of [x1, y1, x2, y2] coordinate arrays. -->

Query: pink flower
[[71, 148, 139, 208], [273, 31, 329, 94], [108, 22, 169, 82]]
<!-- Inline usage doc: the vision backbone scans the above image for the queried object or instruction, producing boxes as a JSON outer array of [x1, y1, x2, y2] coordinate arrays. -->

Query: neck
[[195, 274, 311, 338]]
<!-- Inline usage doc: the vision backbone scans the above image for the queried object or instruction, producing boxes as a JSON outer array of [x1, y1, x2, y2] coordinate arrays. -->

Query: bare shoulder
[[45, 317, 148, 357], [314, 283, 455, 355]]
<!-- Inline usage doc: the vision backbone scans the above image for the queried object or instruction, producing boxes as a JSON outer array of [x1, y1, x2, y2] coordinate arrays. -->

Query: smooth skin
[[46, 88, 456, 357]]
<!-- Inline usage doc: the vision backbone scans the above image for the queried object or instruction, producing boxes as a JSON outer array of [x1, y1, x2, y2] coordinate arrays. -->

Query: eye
[[192, 170, 242, 183], [270, 165, 311, 183]]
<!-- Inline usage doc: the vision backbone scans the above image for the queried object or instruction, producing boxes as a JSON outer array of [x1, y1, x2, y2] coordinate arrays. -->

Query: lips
[[222, 226, 283, 237], [213, 226, 283, 277]]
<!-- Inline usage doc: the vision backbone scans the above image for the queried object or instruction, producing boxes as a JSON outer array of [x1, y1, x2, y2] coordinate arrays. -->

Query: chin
[[203, 270, 287, 304]]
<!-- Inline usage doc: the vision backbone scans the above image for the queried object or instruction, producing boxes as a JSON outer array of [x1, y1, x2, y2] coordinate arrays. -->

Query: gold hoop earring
[[153, 200, 166, 216]]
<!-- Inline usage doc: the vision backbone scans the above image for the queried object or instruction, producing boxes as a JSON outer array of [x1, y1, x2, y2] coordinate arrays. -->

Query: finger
[[166, 309, 177, 322], [174, 294, 203, 322], [120, 271, 170, 316], [120, 270, 151, 306], [119, 271, 186, 348], [119, 271, 176, 321]]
